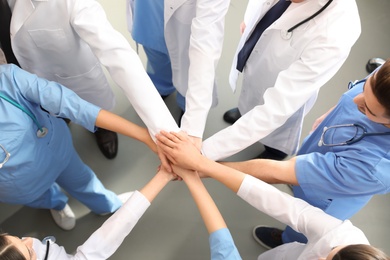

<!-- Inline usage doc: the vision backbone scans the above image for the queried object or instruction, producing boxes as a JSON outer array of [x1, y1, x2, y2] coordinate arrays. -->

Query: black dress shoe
[[223, 107, 241, 124], [255, 145, 287, 161], [366, 58, 385, 74], [94, 128, 118, 159]]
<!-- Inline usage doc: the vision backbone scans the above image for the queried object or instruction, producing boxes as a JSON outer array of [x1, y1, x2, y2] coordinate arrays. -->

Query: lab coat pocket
[[28, 29, 71, 52]]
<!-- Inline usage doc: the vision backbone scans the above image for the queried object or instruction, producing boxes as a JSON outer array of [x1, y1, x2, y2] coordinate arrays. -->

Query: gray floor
[[1, 0, 390, 259]]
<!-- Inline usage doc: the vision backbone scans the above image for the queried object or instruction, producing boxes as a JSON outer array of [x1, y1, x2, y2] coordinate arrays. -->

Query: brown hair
[[332, 244, 389, 260], [0, 233, 26, 260], [371, 58, 390, 118]]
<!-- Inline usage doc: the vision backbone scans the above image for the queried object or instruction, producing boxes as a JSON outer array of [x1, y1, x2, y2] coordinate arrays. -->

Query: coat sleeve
[[238, 175, 343, 242], [10, 64, 99, 132], [180, 0, 230, 138], [73, 191, 150, 260], [70, 0, 180, 139]]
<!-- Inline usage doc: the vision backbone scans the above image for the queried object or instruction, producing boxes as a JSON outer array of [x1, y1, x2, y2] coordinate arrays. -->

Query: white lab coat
[[8, 0, 179, 138], [202, 0, 361, 160], [32, 191, 150, 260], [127, 0, 230, 138], [238, 175, 370, 259]]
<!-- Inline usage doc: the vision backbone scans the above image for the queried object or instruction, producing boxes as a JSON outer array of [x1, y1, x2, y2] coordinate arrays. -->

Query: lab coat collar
[[10, 0, 34, 36], [9, 0, 47, 37]]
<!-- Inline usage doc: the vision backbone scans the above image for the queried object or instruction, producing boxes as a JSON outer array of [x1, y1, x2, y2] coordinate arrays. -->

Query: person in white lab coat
[[202, 0, 361, 161], [156, 132, 389, 260], [0, 170, 176, 260], [2, 0, 179, 160], [127, 0, 230, 148]]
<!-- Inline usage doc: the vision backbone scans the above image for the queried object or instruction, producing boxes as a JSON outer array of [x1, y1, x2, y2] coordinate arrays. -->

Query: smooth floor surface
[[1, 0, 390, 259]]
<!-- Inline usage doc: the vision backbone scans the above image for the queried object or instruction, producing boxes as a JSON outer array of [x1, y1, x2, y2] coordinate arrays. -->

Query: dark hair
[[371, 58, 390, 118], [332, 244, 389, 260], [0, 233, 26, 260]]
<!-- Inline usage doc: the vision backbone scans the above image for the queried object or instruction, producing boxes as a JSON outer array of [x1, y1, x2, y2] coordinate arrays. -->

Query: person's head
[[0, 233, 35, 260], [353, 58, 390, 126], [325, 244, 389, 260]]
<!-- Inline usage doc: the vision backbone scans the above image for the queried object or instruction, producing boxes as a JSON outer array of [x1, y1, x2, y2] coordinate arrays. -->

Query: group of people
[[0, 0, 389, 259]]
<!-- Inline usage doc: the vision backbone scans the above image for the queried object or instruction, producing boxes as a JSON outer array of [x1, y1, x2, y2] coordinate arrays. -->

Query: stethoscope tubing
[[287, 0, 334, 33], [0, 92, 48, 137]]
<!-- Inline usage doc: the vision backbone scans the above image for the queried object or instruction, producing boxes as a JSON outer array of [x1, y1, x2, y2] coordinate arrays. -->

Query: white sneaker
[[117, 191, 134, 204], [50, 204, 76, 231]]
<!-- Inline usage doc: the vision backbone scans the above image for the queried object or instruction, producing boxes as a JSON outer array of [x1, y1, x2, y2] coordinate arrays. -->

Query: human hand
[[157, 145, 173, 172], [189, 136, 202, 151], [156, 167, 178, 182], [156, 130, 203, 170], [172, 165, 199, 182]]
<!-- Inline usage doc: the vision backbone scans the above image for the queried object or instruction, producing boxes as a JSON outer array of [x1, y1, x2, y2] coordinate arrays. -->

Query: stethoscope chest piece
[[37, 127, 49, 138], [281, 29, 292, 40], [42, 236, 56, 245], [42, 236, 56, 260]]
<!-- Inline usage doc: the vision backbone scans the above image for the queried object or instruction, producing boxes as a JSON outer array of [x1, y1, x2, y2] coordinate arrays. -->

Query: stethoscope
[[42, 236, 56, 260], [0, 92, 48, 138], [317, 78, 390, 146], [281, 0, 334, 40], [318, 123, 390, 147]]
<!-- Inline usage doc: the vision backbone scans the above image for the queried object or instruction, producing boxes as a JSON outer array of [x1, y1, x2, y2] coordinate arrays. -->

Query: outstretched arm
[[75, 169, 175, 259], [156, 131, 298, 186], [95, 109, 157, 153], [173, 166, 241, 259], [174, 166, 227, 234]]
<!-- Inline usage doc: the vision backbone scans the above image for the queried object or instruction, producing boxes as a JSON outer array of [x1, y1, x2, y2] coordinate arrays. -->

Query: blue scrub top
[[0, 64, 100, 203], [132, 0, 168, 54], [294, 80, 390, 219], [209, 228, 241, 260]]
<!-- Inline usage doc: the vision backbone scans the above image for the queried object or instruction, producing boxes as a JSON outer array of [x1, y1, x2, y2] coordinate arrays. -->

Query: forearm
[[184, 175, 226, 234], [195, 158, 246, 193], [220, 158, 298, 185], [140, 171, 173, 203], [95, 110, 157, 152]]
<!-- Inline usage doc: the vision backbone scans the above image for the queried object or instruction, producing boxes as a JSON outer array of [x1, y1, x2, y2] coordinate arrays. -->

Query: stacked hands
[[156, 131, 205, 180]]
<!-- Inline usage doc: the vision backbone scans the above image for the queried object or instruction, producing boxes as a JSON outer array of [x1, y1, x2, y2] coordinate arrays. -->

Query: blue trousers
[[143, 46, 185, 111], [25, 150, 121, 214]]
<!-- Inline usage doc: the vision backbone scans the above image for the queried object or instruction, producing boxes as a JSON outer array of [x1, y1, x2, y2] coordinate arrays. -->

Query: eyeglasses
[[0, 144, 10, 169], [318, 123, 390, 147]]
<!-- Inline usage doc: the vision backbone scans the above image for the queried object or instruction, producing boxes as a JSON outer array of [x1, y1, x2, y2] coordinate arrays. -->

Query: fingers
[[156, 133, 177, 149], [158, 150, 172, 173]]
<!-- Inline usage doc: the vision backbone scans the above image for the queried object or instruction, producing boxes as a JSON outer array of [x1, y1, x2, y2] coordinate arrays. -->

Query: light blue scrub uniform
[[282, 79, 390, 243], [132, 0, 185, 110], [0, 64, 121, 213], [209, 228, 241, 260]]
